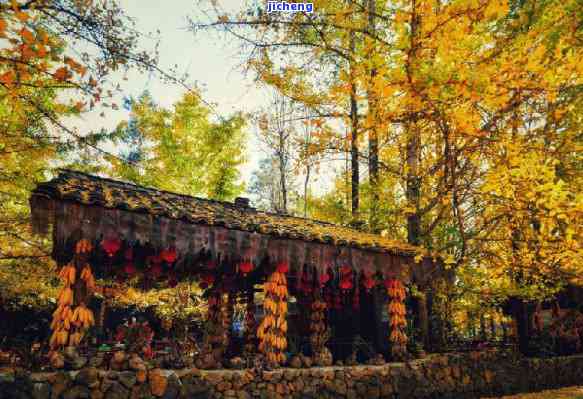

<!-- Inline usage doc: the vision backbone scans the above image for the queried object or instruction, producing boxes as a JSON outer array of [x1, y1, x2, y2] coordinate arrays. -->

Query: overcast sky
[[64, 0, 267, 184]]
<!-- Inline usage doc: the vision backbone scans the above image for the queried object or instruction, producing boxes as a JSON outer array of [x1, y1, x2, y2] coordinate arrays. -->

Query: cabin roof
[[31, 170, 419, 256]]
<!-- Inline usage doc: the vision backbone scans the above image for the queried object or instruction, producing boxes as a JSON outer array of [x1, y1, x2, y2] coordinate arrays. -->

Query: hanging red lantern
[[160, 248, 177, 264], [276, 262, 289, 274], [319, 272, 330, 286], [340, 265, 352, 276], [124, 262, 136, 276], [239, 261, 253, 276], [339, 277, 353, 291], [363, 276, 376, 292], [101, 238, 121, 257]]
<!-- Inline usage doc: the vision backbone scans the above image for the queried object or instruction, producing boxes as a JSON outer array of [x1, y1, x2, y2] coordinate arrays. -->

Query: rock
[[118, 372, 136, 389], [103, 382, 129, 399], [101, 379, 115, 394], [76, 368, 99, 387], [314, 348, 333, 367], [162, 374, 180, 399], [130, 384, 152, 399], [106, 371, 119, 380], [289, 356, 302, 369], [149, 369, 167, 397], [283, 370, 297, 381], [90, 389, 104, 399], [128, 355, 145, 372], [50, 353, 65, 370], [31, 373, 55, 383], [63, 385, 91, 399], [229, 357, 244, 370], [331, 379, 347, 395], [89, 356, 105, 368], [112, 352, 126, 364], [32, 383, 51, 399], [64, 347, 79, 361], [51, 371, 72, 399], [180, 374, 211, 399], [0, 369, 15, 384], [71, 357, 88, 370], [345, 353, 358, 366], [236, 391, 251, 399], [110, 352, 127, 371], [216, 381, 232, 392]]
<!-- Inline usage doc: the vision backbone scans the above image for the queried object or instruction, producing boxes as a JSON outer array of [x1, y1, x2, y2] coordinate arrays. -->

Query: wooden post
[[415, 291, 429, 350]]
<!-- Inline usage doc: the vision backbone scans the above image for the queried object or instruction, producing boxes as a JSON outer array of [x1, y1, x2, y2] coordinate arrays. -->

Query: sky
[[65, 0, 268, 184]]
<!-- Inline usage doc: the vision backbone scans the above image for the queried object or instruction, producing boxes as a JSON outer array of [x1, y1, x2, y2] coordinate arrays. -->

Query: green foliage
[[110, 91, 248, 200]]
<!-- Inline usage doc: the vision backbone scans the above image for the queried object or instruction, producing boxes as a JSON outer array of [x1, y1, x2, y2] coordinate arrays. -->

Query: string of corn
[[310, 299, 329, 354], [386, 279, 407, 360], [257, 271, 288, 366], [49, 239, 95, 350]]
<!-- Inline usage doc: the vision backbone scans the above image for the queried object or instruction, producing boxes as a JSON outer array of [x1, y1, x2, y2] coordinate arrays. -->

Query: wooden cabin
[[30, 170, 446, 365]]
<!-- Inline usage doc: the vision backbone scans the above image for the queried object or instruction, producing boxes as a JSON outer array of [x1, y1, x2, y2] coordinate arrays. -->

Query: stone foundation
[[1, 351, 583, 399]]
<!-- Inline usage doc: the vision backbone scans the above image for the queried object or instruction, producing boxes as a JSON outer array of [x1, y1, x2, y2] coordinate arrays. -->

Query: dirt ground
[[484, 386, 583, 399]]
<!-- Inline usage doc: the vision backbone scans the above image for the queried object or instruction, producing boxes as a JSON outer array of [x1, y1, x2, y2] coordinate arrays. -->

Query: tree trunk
[[490, 314, 497, 339], [366, 0, 379, 231], [513, 299, 530, 354], [278, 132, 288, 214], [406, 0, 426, 350], [416, 291, 429, 349], [304, 166, 310, 218], [480, 313, 487, 341], [349, 14, 360, 218]]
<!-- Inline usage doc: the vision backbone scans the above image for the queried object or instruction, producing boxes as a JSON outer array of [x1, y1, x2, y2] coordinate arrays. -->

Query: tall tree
[[110, 91, 248, 200]]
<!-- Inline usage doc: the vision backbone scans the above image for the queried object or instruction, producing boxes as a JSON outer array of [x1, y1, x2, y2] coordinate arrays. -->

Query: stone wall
[[1, 351, 583, 399]]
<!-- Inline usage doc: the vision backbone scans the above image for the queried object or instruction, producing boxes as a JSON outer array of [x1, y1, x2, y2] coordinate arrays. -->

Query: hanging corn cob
[[257, 263, 288, 366], [50, 263, 76, 349], [386, 278, 407, 360], [309, 298, 329, 354], [50, 240, 96, 351]]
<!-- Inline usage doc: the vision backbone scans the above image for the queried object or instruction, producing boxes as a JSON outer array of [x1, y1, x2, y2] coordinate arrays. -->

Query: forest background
[[0, 0, 581, 344]]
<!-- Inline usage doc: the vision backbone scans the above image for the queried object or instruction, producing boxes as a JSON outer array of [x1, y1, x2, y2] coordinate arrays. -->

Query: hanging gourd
[[363, 272, 376, 292], [75, 239, 92, 254], [101, 238, 121, 257], [257, 262, 289, 366], [319, 271, 330, 286], [386, 278, 407, 360], [160, 247, 177, 264], [239, 261, 253, 276]]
